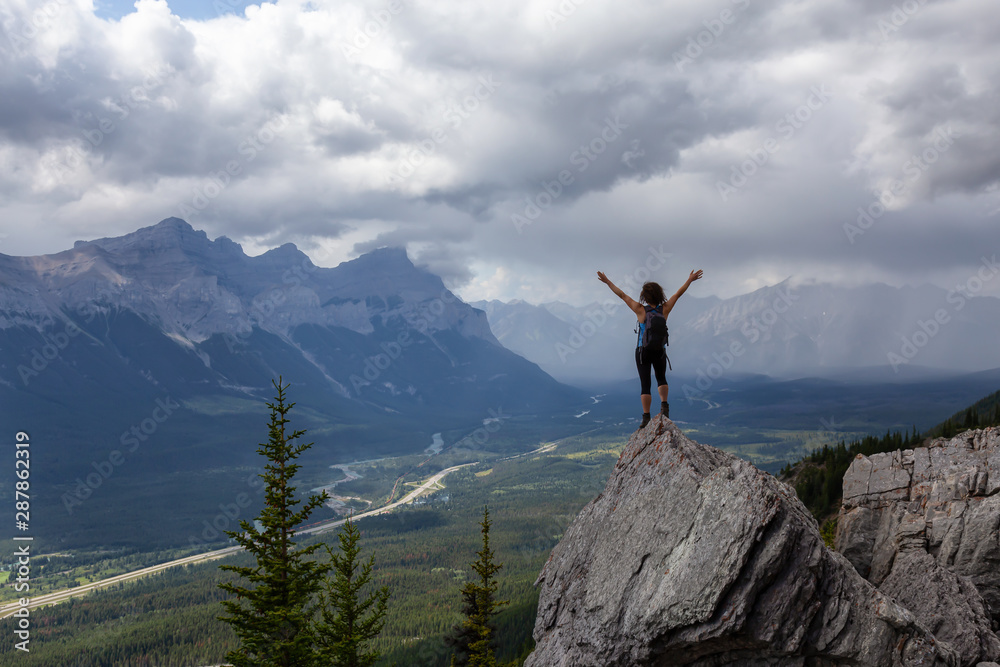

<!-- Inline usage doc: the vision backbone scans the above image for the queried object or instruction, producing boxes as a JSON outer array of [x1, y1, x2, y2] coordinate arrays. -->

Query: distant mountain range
[[3, 217, 997, 550], [472, 296, 719, 385], [1, 218, 581, 434], [0, 218, 583, 548], [475, 278, 1000, 385]]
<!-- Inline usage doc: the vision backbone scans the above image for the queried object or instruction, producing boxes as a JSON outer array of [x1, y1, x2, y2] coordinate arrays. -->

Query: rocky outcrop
[[527, 417, 960, 667], [837, 427, 1000, 665], [880, 551, 999, 666]]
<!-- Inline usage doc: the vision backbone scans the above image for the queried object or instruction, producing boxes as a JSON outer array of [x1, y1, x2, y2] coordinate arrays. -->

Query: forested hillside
[[783, 387, 1000, 528], [926, 388, 1000, 438], [0, 431, 624, 666], [9, 387, 1000, 665]]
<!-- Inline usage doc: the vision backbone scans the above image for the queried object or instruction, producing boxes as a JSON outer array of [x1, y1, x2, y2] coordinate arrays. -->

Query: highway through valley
[[0, 463, 474, 619]]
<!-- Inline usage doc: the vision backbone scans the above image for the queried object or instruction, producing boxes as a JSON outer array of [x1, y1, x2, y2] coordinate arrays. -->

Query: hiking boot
[[660, 402, 670, 419], [640, 412, 651, 429]]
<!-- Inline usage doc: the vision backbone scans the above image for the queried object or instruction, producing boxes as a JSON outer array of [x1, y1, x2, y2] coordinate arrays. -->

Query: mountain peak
[[214, 235, 244, 255], [339, 246, 420, 276], [324, 245, 450, 301], [260, 242, 308, 260], [155, 217, 194, 231], [252, 242, 313, 271], [360, 246, 413, 265], [142, 217, 203, 240], [78, 217, 210, 257]]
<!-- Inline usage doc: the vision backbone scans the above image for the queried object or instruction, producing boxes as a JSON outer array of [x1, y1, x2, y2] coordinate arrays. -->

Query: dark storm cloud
[[0, 0, 997, 303]]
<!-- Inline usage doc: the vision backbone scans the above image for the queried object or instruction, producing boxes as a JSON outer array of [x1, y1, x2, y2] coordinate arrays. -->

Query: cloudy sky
[[1, 0, 998, 304]]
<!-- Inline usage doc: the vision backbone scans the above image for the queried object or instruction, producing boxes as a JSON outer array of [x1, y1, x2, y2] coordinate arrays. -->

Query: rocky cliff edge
[[838, 427, 1000, 666], [527, 417, 967, 667]]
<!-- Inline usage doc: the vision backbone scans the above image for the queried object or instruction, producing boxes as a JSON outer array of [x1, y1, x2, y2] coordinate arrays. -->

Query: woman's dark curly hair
[[640, 282, 665, 306]]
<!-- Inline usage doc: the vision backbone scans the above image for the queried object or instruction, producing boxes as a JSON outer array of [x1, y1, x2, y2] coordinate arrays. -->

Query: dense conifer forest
[[0, 433, 619, 666], [783, 388, 1000, 524], [6, 389, 999, 666]]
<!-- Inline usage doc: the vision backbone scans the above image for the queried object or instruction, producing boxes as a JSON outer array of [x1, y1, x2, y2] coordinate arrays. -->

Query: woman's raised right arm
[[597, 271, 643, 316]]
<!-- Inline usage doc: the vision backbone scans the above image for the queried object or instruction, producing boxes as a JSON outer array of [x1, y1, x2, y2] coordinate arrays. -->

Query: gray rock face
[[837, 428, 1000, 665], [838, 428, 1000, 606], [1, 218, 498, 346], [880, 551, 1000, 667], [528, 417, 959, 667]]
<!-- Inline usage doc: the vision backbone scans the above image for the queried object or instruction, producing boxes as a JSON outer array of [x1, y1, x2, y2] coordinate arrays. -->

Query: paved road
[[299, 462, 475, 536], [0, 463, 474, 619]]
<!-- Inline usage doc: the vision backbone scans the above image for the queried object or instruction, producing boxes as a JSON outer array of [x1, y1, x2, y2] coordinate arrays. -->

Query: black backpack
[[636, 304, 671, 369]]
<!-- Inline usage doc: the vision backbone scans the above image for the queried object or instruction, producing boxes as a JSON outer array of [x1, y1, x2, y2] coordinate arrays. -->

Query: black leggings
[[635, 347, 668, 395]]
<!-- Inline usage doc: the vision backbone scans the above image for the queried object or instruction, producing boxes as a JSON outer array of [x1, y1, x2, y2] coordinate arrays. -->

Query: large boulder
[[837, 427, 1000, 665], [527, 417, 959, 667], [880, 551, 1000, 666]]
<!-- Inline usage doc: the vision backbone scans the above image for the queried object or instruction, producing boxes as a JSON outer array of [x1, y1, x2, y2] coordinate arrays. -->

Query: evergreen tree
[[218, 378, 330, 667], [447, 506, 508, 667], [314, 516, 390, 667], [446, 574, 481, 665]]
